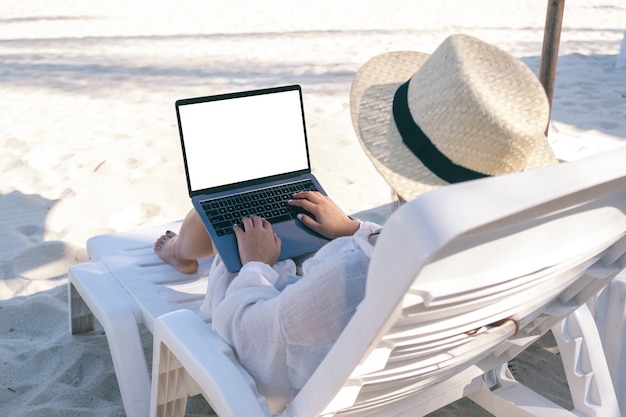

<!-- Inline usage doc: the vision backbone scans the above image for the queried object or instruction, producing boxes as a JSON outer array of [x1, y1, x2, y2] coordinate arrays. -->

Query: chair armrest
[[150, 309, 272, 417]]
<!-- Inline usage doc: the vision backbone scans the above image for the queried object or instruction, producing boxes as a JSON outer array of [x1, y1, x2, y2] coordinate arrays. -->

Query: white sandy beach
[[1, 0, 625, 415]]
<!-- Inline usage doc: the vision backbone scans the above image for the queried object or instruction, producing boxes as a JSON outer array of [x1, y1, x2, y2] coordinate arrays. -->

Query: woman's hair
[[391, 190, 406, 212]]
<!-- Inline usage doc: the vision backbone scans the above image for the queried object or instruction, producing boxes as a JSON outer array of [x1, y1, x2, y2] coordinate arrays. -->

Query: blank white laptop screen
[[178, 89, 310, 193]]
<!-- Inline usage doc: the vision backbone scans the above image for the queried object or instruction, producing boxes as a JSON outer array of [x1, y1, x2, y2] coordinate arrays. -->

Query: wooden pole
[[539, 0, 565, 113]]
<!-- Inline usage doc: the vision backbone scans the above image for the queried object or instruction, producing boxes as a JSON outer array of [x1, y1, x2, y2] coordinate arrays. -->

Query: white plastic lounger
[[69, 147, 626, 417], [68, 220, 215, 417]]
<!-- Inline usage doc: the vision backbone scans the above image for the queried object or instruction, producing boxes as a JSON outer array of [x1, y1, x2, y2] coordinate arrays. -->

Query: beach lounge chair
[[68, 219, 213, 417], [68, 147, 626, 417]]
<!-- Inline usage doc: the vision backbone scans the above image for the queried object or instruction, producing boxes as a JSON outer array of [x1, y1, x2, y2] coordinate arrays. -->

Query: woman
[[154, 34, 558, 413]]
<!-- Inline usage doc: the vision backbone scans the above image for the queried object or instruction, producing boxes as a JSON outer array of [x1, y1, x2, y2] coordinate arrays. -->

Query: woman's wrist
[[344, 217, 362, 237]]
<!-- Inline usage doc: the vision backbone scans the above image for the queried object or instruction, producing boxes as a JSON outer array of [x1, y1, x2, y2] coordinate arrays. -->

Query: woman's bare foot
[[154, 231, 199, 274]]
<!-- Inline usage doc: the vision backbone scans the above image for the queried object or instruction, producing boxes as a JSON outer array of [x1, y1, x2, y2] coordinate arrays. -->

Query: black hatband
[[392, 81, 489, 183]]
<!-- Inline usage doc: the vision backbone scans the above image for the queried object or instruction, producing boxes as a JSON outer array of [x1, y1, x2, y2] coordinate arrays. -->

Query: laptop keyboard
[[200, 179, 319, 236]]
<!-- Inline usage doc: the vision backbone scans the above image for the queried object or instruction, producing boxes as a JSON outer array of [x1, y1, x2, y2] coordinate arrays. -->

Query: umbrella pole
[[539, 0, 565, 113]]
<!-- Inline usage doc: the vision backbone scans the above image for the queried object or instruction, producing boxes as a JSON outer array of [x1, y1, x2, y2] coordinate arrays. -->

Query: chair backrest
[[288, 147, 626, 417]]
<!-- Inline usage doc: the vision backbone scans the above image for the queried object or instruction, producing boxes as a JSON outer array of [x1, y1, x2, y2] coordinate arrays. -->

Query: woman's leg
[[154, 209, 215, 273]]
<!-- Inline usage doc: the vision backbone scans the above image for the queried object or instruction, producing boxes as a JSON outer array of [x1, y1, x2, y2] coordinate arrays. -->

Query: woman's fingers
[[234, 215, 281, 266], [237, 215, 270, 231], [288, 191, 328, 216]]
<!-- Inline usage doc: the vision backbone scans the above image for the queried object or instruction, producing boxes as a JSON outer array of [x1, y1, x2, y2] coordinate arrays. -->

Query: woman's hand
[[234, 216, 281, 266], [288, 191, 360, 239]]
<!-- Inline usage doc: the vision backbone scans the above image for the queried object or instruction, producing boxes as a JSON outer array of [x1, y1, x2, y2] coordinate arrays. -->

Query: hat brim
[[350, 51, 559, 202]]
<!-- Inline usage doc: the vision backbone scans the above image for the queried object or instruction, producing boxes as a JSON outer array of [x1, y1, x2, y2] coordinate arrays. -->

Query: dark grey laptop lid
[[175, 85, 313, 198], [174, 85, 329, 273]]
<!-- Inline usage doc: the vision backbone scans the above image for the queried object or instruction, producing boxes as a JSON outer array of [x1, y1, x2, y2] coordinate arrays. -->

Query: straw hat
[[350, 34, 558, 201]]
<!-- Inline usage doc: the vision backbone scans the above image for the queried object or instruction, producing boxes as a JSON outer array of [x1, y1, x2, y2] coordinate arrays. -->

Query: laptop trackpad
[[274, 221, 329, 259]]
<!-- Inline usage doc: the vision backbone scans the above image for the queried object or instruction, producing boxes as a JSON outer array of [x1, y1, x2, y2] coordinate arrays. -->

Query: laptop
[[175, 85, 330, 272]]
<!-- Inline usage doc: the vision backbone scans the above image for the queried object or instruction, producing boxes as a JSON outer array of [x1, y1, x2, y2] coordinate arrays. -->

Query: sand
[[1, 0, 625, 415]]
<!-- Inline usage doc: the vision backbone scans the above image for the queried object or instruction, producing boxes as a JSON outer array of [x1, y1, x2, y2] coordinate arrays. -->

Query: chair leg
[[68, 262, 152, 417], [552, 304, 622, 417], [590, 275, 626, 416], [469, 363, 576, 417], [68, 280, 94, 334], [151, 341, 192, 417], [151, 310, 272, 417]]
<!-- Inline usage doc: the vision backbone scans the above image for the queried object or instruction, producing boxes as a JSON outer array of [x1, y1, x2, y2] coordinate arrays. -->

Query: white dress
[[200, 221, 382, 413]]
